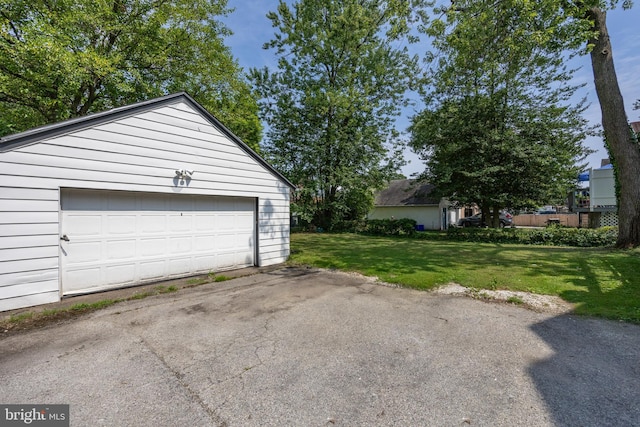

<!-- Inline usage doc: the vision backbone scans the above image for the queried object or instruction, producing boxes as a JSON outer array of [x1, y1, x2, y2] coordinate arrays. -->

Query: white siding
[[0, 100, 290, 311], [368, 206, 442, 230], [590, 168, 616, 208]]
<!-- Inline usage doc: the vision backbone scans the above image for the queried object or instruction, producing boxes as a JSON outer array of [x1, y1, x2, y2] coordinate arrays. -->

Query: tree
[[584, 4, 640, 247], [251, 0, 427, 230], [410, 0, 591, 227], [0, 0, 261, 150]]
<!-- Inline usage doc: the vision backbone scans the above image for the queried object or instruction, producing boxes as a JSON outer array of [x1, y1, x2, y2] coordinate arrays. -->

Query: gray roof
[[0, 92, 295, 189], [374, 179, 440, 206]]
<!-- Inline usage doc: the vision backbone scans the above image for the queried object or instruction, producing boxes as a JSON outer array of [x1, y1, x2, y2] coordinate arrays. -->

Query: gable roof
[[374, 179, 440, 206], [0, 92, 295, 189]]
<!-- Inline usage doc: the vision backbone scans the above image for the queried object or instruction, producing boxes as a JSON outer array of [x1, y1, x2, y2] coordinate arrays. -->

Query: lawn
[[289, 233, 640, 323]]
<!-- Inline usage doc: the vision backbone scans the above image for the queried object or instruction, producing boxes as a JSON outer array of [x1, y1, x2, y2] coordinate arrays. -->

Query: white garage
[[0, 93, 294, 311]]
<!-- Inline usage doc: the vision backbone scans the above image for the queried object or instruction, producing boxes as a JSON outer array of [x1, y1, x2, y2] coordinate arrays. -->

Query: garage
[[0, 92, 294, 311], [61, 189, 256, 295]]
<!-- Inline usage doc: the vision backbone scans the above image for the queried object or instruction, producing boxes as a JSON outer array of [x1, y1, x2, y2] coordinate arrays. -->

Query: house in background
[[0, 92, 294, 312], [571, 159, 617, 227], [368, 179, 470, 230]]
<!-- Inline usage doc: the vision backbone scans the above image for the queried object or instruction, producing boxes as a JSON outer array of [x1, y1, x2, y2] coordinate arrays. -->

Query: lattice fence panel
[[600, 211, 618, 227]]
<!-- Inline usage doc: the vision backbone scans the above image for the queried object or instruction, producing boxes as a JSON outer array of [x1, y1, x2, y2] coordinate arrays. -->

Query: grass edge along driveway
[[289, 233, 640, 323]]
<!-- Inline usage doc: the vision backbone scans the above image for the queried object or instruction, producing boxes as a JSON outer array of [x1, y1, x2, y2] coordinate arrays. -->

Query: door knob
[[60, 235, 70, 242]]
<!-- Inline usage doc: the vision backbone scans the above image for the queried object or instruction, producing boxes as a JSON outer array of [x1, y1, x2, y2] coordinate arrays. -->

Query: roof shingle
[[374, 179, 440, 206]]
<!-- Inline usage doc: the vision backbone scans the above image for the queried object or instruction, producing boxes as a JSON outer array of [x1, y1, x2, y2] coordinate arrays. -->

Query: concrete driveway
[[1, 267, 639, 426]]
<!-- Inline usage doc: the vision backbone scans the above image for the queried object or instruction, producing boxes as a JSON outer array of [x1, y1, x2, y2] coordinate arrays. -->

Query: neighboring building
[[0, 93, 294, 312], [571, 160, 617, 227], [369, 179, 466, 230]]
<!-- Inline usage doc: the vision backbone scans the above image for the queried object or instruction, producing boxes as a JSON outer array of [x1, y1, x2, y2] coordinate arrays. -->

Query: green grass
[[207, 272, 232, 282], [69, 300, 119, 311], [155, 285, 178, 294], [7, 312, 34, 323], [290, 233, 640, 323], [507, 296, 524, 305]]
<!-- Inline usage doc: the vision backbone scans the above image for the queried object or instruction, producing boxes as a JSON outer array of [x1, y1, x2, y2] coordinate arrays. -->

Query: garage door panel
[[217, 252, 236, 267], [108, 193, 136, 210], [194, 214, 215, 230], [236, 213, 254, 228], [194, 235, 215, 252], [168, 257, 192, 275], [235, 200, 254, 210], [239, 234, 254, 248], [170, 197, 193, 211], [66, 242, 102, 263], [236, 211, 254, 219], [139, 260, 166, 280], [106, 263, 136, 284], [140, 238, 166, 257], [235, 230, 254, 240], [140, 215, 166, 233], [194, 255, 216, 271], [62, 190, 104, 210], [168, 214, 191, 232], [239, 252, 254, 266], [216, 198, 235, 211], [139, 193, 168, 211], [106, 239, 136, 260], [65, 215, 102, 236], [65, 267, 101, 291], [107, 215, 136, 234], [217, 232, 237, 250], [61, 190, 255, 295], [217, 214, 237, 230], [139, 260, 166, 278], [168, 236, 192, 255], [194, 198, 216, 211]]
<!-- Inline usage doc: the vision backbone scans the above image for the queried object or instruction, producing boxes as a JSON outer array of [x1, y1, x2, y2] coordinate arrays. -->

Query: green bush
[[446, 225, 617, 247], [301, 218, 616, 247], [330, 219, 367, 233], [360, 218, 418, 236], [362, 218, 417, 236], [310, 218, 418, 236]]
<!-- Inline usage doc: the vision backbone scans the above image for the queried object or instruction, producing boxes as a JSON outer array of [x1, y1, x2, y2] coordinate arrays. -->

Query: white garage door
[[60, 189, 256, 295]]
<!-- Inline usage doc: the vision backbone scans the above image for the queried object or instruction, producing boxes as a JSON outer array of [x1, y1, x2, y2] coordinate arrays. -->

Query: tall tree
[[251, 0, 427, 229], [411, 0, 591, 227], [0, 0, 261, 149], [584, 4, 640, 247]]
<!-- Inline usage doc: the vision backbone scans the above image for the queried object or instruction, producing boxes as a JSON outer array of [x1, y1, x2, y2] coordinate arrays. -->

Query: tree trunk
[[491, 205, 501, 228], [588, 7, 640, 248]]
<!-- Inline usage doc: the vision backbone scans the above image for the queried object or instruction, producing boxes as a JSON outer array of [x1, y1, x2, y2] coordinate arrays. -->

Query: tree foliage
[[0, 0, 261, 149], [251, 0, 427, 230], [410, 0, 591, 226]]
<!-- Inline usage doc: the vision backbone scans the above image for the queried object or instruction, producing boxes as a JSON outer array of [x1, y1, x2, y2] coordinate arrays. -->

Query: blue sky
[[221, 2, 640, 177]]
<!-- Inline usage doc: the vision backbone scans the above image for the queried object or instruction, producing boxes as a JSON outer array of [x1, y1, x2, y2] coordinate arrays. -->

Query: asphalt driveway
[[1, 267, 639, 426]]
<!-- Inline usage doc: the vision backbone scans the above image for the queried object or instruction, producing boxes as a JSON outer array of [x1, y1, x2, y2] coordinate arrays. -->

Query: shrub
[[361, 218, 417, 236], [446, 225, 617, 247], [330, 219, 367, 233]]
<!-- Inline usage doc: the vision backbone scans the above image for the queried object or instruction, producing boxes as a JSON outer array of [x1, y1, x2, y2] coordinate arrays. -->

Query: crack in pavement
[[138, 336, 229, 427], [211, 313, 279, 415]]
